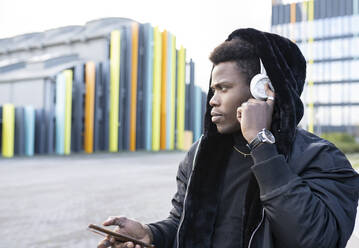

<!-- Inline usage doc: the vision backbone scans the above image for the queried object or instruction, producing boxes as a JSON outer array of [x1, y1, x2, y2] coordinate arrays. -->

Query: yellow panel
[[152, 27, 162, 151], [109, 30, 121, 152], [170, 35, 176, 150], [64, 70, 73, 155], [130, 23, 139, 151], [176, 46, 186, 150], [84, 62, 95, 153], [2, 104, 15, 158], [160, 30, 168, 150]]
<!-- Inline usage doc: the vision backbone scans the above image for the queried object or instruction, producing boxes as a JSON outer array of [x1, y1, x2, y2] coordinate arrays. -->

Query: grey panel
[[14, 107, 25, 156], [101, 60, 110, 151], [71, 64, 85, 152], [320, 0, 326, 19], [296, 2, 303, 22], [284, 4, 290, 24], [201, 91, 207, 135], [315, 0, 320, 19], [346, 0, 353, 15], [333, 0, 340, 17], [35, 109, 46, 154], [93, 62, 102, 151], [272, 5, 278, 25], [136, 24, 145, 150], [185, 84, 190, 130], [0, 106, 2, 153], [118, 25, 132, 151], [45, 79, 56, 154]]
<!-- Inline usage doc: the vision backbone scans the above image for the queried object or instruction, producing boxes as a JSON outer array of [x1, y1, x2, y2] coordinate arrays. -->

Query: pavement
[[0, 151, 358, 248]]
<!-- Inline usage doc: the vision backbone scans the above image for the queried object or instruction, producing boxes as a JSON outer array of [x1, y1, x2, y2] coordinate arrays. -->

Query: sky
[[0, 0, 272, 89]]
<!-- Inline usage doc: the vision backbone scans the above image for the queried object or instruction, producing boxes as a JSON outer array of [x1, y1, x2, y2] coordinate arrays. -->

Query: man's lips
[[211, 111, 223, 123]]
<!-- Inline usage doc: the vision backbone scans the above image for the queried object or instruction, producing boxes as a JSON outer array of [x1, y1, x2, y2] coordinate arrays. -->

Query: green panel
[[64, 70, 73, 155], [2, 104, 15, 158], [176, 46, 186, 150], [109, 30, 121, 152], [152, 27, 162, 151]]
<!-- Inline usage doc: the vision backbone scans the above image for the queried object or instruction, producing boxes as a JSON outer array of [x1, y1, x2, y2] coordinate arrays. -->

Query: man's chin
[[216, 125, 240, 134]]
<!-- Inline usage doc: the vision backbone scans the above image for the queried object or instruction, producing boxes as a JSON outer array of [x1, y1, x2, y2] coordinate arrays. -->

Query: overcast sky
[[0, 0, 272, 89]]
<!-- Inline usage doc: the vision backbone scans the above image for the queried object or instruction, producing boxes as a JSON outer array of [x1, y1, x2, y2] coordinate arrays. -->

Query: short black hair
[[209, 38, 260, 83]]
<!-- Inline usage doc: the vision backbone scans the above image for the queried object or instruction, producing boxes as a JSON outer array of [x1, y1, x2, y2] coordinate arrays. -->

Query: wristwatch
[[247, 128, 275, 151]]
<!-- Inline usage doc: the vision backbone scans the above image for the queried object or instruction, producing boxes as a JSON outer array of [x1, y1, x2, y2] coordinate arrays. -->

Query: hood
[[204, 28, 307, 155]]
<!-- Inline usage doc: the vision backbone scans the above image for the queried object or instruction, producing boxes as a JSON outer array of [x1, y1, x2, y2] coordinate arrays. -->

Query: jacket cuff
[[251, 154, 297, 196], [250, 143, 278, 163], [146, 224, 162, 247]]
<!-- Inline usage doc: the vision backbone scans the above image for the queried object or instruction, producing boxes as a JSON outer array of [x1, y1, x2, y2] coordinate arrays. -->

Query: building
[[0, 18, 205, 157], [271, 0, 359, 135]]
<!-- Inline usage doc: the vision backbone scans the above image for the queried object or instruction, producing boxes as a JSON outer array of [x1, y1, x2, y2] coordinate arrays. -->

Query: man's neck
[[232, 130, 248, 147]]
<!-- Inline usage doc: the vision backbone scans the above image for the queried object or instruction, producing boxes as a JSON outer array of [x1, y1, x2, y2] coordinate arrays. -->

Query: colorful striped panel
[[1, 104, 15, 158], [24, 106, 35, 156], [152, 26, 162, 151], [84, 62, 95, 154], [144, 24, 154, 151], [130, 22, 139, 151], [55, 73, 66, 155], [160, 30, 168, 150], [176, 46, 186, 150], [109, 30, 121, 152], [64, 70, 73, 155]]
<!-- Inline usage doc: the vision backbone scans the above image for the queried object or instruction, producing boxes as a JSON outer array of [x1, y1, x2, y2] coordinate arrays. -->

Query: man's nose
[[209, 93, 220, 107]]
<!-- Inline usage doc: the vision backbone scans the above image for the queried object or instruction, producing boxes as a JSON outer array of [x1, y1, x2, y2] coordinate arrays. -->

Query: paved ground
[[0, 151, 358, 248]]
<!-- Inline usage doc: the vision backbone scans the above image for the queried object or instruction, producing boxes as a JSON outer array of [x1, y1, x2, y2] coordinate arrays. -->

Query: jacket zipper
[[176, 135, 203, 248], [248, 208, 265, 248]]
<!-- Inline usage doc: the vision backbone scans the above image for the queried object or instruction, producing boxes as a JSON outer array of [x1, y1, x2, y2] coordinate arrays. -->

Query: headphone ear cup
[[250, 74, 274, 100]]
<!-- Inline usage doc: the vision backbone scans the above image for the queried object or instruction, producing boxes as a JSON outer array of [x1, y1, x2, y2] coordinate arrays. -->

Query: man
[[98, 28, 359, 248]]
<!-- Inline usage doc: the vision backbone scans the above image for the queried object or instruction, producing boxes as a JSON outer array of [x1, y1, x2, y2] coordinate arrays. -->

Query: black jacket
[[149, 128, 359, 248], [148, 28, 359, 248]]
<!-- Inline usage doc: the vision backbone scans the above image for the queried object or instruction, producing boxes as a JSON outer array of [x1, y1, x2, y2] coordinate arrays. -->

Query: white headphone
[[250, 58, 274, 100]]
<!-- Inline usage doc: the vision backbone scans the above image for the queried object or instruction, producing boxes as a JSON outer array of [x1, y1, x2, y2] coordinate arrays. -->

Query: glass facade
[[272, 0, 359, 134]]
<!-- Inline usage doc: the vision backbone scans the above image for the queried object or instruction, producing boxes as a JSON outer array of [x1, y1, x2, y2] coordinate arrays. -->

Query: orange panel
[[160, 31, 168, 150], [130, 23, 139, 151], [84, 62, 95, 153], [290, 3, 296, 23]]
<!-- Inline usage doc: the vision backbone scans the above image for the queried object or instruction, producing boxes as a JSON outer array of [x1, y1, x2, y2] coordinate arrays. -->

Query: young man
[[98, 28, 359, 248]]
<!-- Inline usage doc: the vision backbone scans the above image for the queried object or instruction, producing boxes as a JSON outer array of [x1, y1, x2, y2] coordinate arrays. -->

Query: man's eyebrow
[[210, 81, 233, 89]]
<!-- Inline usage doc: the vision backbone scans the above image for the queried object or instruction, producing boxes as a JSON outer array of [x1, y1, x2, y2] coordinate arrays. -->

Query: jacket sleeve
[[250, 143, 359, 248], [146, 141, 198, 248]]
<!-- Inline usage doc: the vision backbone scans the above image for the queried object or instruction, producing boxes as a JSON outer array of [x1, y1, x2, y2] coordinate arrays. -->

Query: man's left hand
[[237, 83, 275, 143]]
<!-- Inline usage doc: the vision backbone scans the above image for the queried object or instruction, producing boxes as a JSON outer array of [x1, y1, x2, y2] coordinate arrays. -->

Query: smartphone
[[88, 224, 155, 248]]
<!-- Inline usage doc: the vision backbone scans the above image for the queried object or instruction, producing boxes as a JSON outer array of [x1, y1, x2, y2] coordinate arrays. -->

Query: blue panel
[[24, 106, 35, 156], [144, 24, 154, 151], [55, 73, 66, 155]]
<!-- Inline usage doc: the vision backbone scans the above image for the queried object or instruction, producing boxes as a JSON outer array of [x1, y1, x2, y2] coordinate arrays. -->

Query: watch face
[[263, 129, 275, 143]]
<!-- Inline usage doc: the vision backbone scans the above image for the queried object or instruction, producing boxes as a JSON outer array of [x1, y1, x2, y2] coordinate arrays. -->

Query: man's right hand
[[97, 216, 152, 248]]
